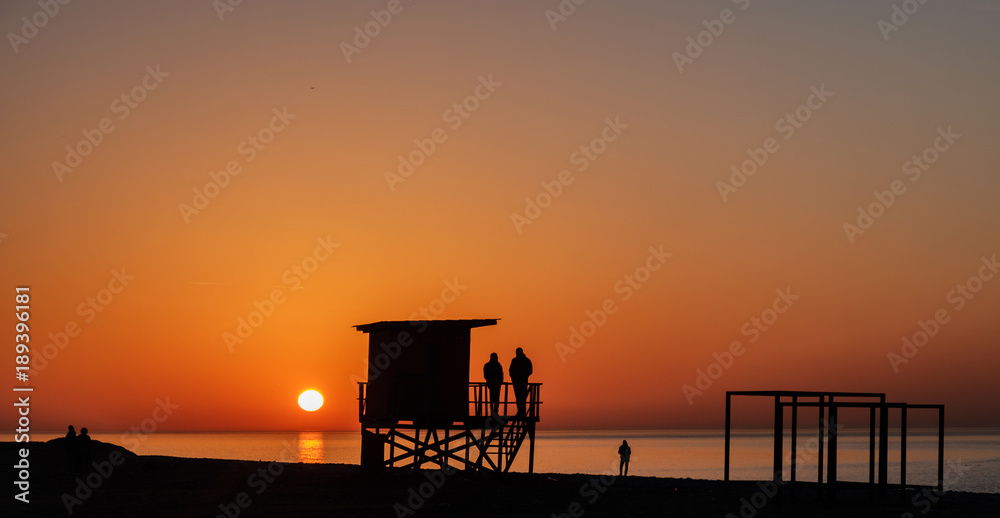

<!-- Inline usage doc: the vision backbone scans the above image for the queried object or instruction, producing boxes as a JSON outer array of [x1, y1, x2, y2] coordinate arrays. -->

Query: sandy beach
[[6, 439, 998, 517]]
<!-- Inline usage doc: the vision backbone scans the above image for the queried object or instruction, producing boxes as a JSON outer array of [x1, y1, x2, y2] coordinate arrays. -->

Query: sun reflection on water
[[297, 432, 324, 463]]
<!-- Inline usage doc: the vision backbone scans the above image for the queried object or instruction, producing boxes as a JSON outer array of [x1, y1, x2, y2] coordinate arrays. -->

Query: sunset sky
[[2, 0, 999, 434]]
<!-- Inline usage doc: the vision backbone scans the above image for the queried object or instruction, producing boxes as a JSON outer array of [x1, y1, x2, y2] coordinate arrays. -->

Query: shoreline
[[7, 440, 999, 517]]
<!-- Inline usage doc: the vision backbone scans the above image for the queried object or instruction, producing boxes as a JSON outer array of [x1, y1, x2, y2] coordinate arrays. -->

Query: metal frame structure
[[724, 390, 944, 495]]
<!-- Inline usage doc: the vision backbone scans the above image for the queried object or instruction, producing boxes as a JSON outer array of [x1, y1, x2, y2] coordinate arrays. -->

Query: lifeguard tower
[[355, 319, 541, 473]]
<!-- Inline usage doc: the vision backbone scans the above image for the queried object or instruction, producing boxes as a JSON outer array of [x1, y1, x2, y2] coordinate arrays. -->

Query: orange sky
[[2, 1, 999, 433]]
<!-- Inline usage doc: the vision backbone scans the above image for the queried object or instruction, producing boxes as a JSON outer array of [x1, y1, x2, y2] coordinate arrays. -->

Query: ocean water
[[33, 429, 1000, 494]]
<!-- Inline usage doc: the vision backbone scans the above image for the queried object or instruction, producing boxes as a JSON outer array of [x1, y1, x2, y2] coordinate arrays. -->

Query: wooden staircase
[[473, 415, 533, 472]]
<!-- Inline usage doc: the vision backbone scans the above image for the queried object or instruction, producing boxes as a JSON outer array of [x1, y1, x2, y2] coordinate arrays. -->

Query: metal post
[[937, 407, 945, 492], [827, 404, 837, 489], [869, 406, 876, 485], [878, 402, 889, 497], [901, 406, 907, 491], [791, 396, 798, 483], [818, 395, 825, 484], [724, 392, 732, 486], [774, 395, 783, 483]]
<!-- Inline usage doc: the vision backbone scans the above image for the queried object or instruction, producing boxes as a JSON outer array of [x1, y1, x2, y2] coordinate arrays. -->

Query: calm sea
[[33, 429, 999, 494]]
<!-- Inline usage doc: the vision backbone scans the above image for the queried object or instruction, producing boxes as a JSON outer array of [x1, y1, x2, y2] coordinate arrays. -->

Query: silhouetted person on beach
[[483, 352, 504, 416], [509, 347, 533, 417], [76, 427, 92, 474], [65, 425, 77, 473], [619, 440, 631, 476]]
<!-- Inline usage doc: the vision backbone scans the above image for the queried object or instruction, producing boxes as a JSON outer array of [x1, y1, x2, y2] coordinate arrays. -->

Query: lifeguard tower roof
[[354, 319, 498, 333]]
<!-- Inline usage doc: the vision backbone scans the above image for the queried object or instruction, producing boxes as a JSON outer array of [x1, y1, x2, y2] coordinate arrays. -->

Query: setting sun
[[297, 390, 324, 412]]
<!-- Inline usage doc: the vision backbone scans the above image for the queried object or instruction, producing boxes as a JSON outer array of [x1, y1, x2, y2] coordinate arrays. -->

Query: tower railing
[[468, 382, 542, 421]]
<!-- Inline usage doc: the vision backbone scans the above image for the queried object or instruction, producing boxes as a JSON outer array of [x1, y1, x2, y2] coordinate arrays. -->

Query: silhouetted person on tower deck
[[483, 352, 504, 417], [65, 425, 77, 473], [509, 347, 533, 418], [76, 427, 92, 474], [618, 440, 631, 476]]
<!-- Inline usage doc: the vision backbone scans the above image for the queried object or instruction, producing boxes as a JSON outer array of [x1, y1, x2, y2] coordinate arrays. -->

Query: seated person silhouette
[[65, 425, 77, 473], [76, 427, 92, 474]]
